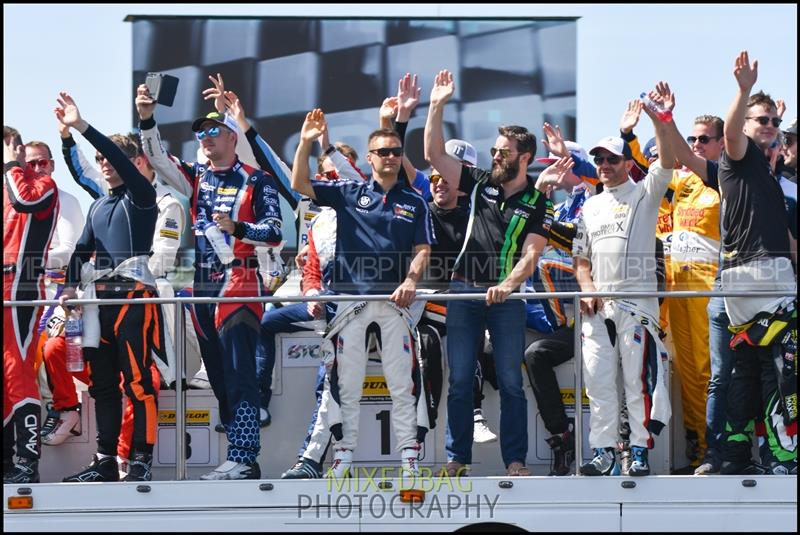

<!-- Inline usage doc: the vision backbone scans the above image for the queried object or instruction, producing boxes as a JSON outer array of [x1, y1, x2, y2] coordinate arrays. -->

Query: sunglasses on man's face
[[369, 147, 403, 158], [195, 126, 223, 140], [429, 173, 444, 184], [593, 155, 623, 166], [747, 116, 782, 128], [490, 147, 515, 159], [686, 135, 721, 145], [26, 158, 51, 168], [96, 153, 137, 165]]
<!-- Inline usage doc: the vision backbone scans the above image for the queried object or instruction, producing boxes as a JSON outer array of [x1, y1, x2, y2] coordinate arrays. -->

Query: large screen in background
[[130, 16, 577, 251]]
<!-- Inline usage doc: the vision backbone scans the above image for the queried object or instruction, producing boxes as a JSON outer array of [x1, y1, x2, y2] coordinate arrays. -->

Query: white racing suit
[[580, 299, 671, 448], [315, 298, 430, 453], [573, 163, 673, 450]]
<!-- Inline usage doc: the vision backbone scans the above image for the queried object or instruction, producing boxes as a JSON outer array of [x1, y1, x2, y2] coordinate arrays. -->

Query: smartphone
[[145, 72, 179, 107]]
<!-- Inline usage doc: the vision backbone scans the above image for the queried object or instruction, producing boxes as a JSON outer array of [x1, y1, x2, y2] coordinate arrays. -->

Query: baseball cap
[[445, 139, 478, 167], [589, 136, 632, 159], [642, 137, 658, 160], [191, 111, 239, 136], [535, 140, 588, 165], [783, 118, 797, 136]]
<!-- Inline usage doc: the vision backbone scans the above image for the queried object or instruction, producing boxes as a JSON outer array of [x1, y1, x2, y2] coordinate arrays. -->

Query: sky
[[4, 3, 797, 212]]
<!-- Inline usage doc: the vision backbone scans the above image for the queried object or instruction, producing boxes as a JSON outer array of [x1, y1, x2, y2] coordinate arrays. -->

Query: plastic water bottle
[[65, 309, 85, 372], [204, 221, 235, 265], [640, 92, 673, 122], [312, 315, 328, 337]]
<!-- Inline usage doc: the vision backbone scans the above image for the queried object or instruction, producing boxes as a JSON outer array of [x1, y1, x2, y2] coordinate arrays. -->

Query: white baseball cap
[[588, 136, 631, 158], [191, 111, 240, 137], [445, 139, 478, 167]]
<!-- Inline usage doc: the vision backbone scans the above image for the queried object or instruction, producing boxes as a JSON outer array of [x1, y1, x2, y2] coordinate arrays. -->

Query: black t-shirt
[[718, 138, 790, 270], [422, 202, 469, 289], [454, 166, 553, 284]]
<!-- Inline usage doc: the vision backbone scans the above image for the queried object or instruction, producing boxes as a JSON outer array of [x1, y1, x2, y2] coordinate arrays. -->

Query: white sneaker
[[326, 449, 353, 479], [42, 409, 81, 446], [473, 411, 497, 444], [188, 374, 211, 390], [401, 446, 420, 477], [188, 363, 211, 390], [117, 456, 129, 480], [199, 460, 261, 480]]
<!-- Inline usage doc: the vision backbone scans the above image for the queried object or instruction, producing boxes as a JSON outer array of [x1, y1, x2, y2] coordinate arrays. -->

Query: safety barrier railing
[[5, 288, 794, 479]]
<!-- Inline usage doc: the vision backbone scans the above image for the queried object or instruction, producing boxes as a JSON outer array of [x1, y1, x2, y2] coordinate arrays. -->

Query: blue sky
[[4, 3, 797, 211]]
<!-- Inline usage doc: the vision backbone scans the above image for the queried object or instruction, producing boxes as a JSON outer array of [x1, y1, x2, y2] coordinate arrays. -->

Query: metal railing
[[5, 289, 794, 478]]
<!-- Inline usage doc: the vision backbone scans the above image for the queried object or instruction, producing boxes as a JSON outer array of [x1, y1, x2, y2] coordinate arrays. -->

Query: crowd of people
[[3, 50, 796, 484]]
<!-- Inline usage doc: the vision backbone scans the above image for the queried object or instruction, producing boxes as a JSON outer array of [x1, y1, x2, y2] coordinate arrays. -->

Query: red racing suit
[[3, 162, 59, 461]]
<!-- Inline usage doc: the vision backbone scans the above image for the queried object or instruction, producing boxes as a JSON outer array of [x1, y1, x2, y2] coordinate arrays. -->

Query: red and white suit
[[3, 161, 59, 461]]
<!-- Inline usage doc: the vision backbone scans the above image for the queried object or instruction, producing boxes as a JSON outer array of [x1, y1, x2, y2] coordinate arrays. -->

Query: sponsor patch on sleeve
[[159, 229, 180, 239]]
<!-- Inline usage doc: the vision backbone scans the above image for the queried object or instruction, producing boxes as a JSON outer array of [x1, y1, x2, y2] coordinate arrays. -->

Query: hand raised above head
[[3, 135, 23, 165], [300, 108, 327, 143], [542, 122, 568, 158], [379, 97, 399, 122], [776, 99, 786, 119], [619, 99, 643, 134], [733, 50, 758, 92], [202, 73, 227, 113], [56, 92, 79, 124], [429, 69, 455, 107], [135, 83, 157, 120], [653, 81, 675, 112], [223, 90, 248, 130], [397, 73, 421, 115]]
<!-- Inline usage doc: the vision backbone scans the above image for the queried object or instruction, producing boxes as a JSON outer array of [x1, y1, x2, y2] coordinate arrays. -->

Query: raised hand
[[776, 99, 786, 119], [222, 91, 243, 122], [55, 92, 87, 132], [541, 122, 569, 158], [430, 69, 454, 107], [379, 97, 399, 124], [56, 112, 71, 138], [3, 135, 24, 164], [536, 156, 577, 193], [220, 90, 252, 134], [397, 73, 421, 119], [654, 81, 675, 111], [733, 50, 758, 92], [619, 99, 643, 134], [202, 73, 227, 114], [135, 83, 157, 120], [300, 108, 327, 143]]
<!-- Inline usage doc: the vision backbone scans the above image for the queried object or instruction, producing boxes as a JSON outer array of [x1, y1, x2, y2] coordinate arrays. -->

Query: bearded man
[[424, 69, 557, 477]]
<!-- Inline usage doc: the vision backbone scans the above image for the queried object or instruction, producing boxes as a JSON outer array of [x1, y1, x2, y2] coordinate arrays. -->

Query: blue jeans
[[255, 303, 316, 412], [705, 296, 734, 458], [445, 281, 527, 467]]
